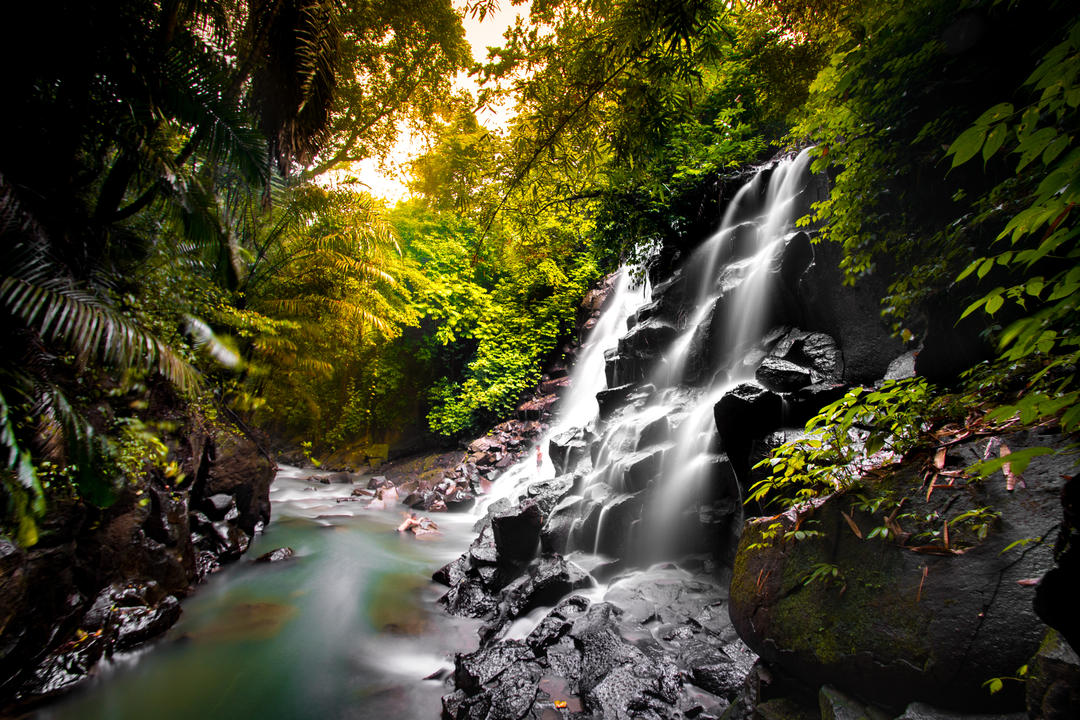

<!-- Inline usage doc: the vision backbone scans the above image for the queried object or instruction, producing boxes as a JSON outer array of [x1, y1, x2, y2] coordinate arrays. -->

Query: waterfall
[[478, 149, 816, 567]]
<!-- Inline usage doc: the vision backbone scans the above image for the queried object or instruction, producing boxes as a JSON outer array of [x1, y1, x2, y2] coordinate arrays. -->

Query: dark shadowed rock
[[491, 501, 543, 562], [729, 429, 1071, 711], [756, 357, 812, 393], [1025, 630, 1080, 720], [714, 382, 783, 440], [597, 383, 639, 419]]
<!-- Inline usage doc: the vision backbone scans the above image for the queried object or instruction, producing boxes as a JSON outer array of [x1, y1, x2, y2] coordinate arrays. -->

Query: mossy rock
[[729, 428, 1071, 712]]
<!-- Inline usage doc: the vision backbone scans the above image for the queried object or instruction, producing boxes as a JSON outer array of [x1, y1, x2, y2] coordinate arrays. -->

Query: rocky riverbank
[[0, 399, 275, 712]]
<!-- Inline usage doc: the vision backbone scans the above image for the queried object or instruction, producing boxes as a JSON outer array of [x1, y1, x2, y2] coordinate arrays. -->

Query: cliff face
[[0, 400, 274, 710]]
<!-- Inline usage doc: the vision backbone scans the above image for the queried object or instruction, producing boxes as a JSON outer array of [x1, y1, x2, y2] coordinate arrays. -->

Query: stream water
[[37, 472, 483, 720]]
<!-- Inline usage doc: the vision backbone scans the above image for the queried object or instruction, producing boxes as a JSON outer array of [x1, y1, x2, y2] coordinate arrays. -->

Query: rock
[[714, 382, 783, 440], [491, 501, 543, 562], [204, 493, 237, 519], [482, 555, 593, 642], [885, 351, 917, 380], [796, 239, 905, 384], [728, 429, 1072, 711], [756, 357, 812, 393], [549, 428, 589, 475], [541, 496, 585, 555], [444, 490, 476, 512], [454, 640, 533, 692], [781, 331, 844, 382], [1025, 629, 1080, 720], [895, 703, 1026, 720], [593, 493, 644, 557], [367, 475, 392, 490], [597, 383, 639, 419], [819, 685, 881, 720], [254, 547, 294, 563], [617, 448, 665, 492], [114, 596, 181, 650], [524, 475, 576, 515]]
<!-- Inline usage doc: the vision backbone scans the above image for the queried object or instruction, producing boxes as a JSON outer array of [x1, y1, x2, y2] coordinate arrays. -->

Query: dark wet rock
[[617, 449, 664, 492], [524, 475, 576, 516], [729, 429, 1071, 711], [526, 595, 591, 652], [755, 357, 812, 393], [1026, 629, 1080, 720], [597, 383, 639, 419], [402, 490, 429, 508], [444, 490, 477, 512], [115, 596, 181, 650], [606, 318, 678, 387], [455, 640, 533, 692], [819, 685, 881, 720], [254, 547, 294, 563], [593, 493, 644, 557], [440, 576, 500, 619], [896, 703, 1026, 720], [637, 414, 671, 449], [204, 493, 237, 519], [434, 555, 470, 587], [482, 555, 592, 643], [491, 501, 543, 562], [796, 240, 904, 384], [714, 382, 783, 441], [776, 331, 844, 383], [367, 475, 392, 490], [549, 428, 589, 475], [540, 496, 585, 555], [885, 351, 917, 381]]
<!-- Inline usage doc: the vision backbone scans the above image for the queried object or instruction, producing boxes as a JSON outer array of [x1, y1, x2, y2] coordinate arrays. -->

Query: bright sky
[[349, 2, 527, 203]]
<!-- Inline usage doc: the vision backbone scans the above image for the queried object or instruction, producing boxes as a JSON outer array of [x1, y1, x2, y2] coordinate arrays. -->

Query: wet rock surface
[[443, 566, 757, 720]]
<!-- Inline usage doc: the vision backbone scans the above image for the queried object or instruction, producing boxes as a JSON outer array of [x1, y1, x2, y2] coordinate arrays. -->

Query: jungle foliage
[[4, 0, 1078, 544]]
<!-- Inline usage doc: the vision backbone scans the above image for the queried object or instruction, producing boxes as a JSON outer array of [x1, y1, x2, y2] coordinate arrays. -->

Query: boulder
[[491, 501, 543, 562], [714, 382, 784, 441], [549, 428, 589, 475], [756, 356, 812, 393], [729, 429, 1071, 711], [1026, 630, 1080, 720]]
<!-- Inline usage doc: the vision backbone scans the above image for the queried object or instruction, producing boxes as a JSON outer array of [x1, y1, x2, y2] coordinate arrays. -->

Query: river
[[37, 467, 482, 720]]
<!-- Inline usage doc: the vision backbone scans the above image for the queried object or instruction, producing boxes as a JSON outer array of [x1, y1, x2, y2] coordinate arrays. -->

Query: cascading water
[[472, 267, 652, 512], [501, 148, 819, 565]]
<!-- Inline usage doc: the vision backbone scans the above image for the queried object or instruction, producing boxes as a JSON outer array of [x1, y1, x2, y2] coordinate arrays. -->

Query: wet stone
[[755, 356, 812, 393], [253, 547, 294, 563]]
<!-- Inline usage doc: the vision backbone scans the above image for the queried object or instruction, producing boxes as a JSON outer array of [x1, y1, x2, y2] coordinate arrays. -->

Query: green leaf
[[985, 294, 1004, 315], [982, 123, 1009, 162], [975, 103, 1014, 125], [948, 126, 987, 167], [1016, 127, 1058, 171], [1043, 134, 1071, 165]]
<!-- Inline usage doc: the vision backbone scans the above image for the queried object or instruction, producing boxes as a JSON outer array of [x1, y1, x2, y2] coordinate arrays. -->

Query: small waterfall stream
[[480, 150, 817, 567]]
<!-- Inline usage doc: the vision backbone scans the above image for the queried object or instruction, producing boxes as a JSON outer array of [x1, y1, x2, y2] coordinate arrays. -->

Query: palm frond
[[1, 277, 201, 392]]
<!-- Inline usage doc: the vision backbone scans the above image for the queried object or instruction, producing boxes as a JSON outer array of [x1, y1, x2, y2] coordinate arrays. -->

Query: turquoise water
[[36, 467, 481, 720]]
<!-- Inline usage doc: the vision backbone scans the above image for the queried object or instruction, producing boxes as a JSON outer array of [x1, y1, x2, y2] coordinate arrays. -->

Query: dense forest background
[[2, 0, 1077, 547]]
